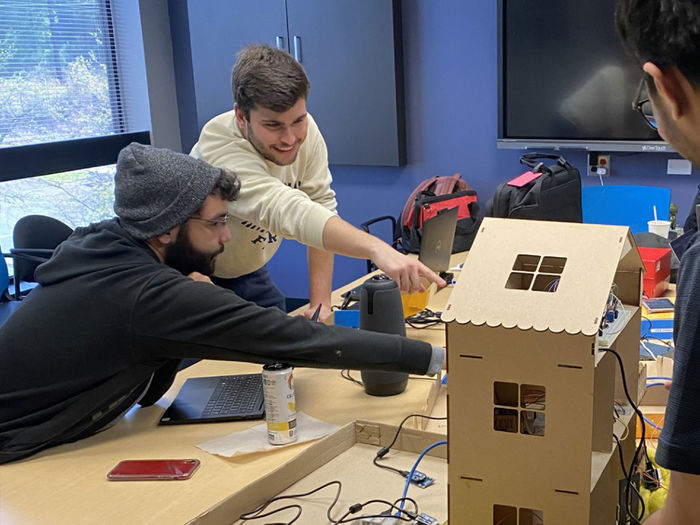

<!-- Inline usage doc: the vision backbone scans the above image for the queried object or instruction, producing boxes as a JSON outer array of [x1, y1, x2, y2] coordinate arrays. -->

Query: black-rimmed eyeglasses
[[633, 74, 658, 130], [188, 214, 230, 229]]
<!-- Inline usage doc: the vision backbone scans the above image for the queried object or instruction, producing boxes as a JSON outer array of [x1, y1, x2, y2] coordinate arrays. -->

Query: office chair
[[360, 215, 399, 274], [1, 247, 9, 299], [11, 215, 73, 300], [0, 246, 20, 325]]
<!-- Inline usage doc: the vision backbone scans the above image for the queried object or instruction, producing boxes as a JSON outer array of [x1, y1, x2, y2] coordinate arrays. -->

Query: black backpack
[[486, 153, 582, 223]]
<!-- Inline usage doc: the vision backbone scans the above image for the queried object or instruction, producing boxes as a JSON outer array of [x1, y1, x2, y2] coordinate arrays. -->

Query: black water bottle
[[359, 274, 408, 396]]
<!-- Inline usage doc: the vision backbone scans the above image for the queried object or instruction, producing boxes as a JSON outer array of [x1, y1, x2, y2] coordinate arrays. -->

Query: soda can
[[262, 362, 297, 445]]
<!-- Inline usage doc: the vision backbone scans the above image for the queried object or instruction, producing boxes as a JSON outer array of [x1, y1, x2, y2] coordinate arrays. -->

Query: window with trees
[[0, 0, 149, 255]]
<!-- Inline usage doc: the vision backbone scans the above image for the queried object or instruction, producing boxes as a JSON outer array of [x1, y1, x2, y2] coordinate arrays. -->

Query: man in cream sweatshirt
[[192, 44, 443, 321]]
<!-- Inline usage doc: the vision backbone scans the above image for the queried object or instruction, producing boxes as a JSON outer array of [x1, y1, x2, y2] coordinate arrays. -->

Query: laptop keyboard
[[201, 374, 264, 418]]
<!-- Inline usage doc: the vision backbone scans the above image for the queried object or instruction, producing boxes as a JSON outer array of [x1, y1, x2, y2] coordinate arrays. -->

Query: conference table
[[0, 254, 464, 525]]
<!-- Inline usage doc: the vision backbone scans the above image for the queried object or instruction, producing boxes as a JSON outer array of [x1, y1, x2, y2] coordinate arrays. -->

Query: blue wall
[[266, 0, 700, 299]]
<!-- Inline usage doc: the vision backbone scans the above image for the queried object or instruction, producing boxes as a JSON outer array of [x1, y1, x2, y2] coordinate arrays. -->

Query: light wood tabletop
[[0, 254, 465, 525]]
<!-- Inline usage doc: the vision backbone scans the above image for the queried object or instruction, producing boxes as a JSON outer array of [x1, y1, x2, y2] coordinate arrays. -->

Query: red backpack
[[398, 173, 482, 253]]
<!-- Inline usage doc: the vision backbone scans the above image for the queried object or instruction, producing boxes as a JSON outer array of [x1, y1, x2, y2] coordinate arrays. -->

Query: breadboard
[[597, 307, 633, 348]]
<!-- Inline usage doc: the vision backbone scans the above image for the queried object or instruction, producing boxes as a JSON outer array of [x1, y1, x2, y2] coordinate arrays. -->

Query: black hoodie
[[0, 219, 431, 463]]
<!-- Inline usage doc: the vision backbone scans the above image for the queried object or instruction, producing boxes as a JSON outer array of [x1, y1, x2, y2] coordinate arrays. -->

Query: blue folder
[[581, 185, 671, 234]]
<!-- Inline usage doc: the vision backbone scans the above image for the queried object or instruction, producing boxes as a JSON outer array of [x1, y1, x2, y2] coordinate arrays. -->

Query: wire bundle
[[239, 480, 419, 524], [241, 413, 448, 524], [405, 309, 443, 329], [601, 347, 650, 524]]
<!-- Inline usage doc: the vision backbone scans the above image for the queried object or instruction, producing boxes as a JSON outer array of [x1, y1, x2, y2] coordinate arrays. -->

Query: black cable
[[383, 414, 448, 452], [239, 503, 302, 524], [373, 454, 409, 477], [640, 314, 657, 340], [406, 309, 443, 322], [339, 294, 353, 310], [405, 319, 442, 329], [405, 308, 443, 329], [601, 348, 647, 524], [340, 369, 363, 386], [240, 480, 342, 524], [331, 498, 417, 524], [614, 433, 646, 524], [240, 479, 419, 525], [395, 496, 419, 518], [373, 413, 447, 478]]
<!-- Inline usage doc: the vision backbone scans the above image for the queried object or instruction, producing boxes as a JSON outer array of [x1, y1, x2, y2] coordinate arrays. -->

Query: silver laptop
[[419, 207, 459, 272]]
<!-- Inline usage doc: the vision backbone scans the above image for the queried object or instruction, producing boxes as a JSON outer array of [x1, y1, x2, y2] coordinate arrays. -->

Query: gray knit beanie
[[114, 143, 221, 239]]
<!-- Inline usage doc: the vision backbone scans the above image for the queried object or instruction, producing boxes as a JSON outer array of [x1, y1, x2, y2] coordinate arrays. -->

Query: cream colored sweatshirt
[[191, 111, 338, 278]]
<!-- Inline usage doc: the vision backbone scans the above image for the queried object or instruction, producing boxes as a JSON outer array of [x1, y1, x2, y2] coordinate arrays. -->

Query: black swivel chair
[[1, 246, 20, 325], [360, 215, 400, 274], [11, 215, 73, 300]]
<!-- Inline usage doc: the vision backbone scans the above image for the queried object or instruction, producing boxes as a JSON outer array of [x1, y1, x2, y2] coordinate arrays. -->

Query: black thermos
[[359, 274, 408, 396]]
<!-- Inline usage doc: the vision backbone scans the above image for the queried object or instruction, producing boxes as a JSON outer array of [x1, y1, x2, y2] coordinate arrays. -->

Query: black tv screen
[[498, 0, 668, 152]]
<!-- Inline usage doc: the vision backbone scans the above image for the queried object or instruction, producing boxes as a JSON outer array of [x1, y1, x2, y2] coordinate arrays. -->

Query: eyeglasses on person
[[188, 214, 230, 229], [633, 74, 658, 130]]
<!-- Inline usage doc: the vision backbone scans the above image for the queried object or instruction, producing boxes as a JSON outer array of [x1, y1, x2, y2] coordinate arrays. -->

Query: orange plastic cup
[[400, 278, 434, 317]]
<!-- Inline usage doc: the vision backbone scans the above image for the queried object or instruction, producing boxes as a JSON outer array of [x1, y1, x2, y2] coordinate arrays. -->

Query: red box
[[638, 246, 671, 297]]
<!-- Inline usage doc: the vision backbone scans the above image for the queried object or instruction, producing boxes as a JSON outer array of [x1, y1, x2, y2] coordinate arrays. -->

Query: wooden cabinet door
[[170, 0, 405, 165], [172, 0, 287, 148]]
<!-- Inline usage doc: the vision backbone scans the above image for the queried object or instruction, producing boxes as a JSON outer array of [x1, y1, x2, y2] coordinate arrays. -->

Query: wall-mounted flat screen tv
[[498, 0, 670, 153]]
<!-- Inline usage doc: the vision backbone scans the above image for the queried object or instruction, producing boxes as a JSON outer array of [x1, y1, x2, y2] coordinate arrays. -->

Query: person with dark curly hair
[[616, 1, 700, 522]]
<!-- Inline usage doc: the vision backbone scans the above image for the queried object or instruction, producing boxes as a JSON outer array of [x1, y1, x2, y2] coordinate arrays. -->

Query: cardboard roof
[[442, 218, 643, 335]]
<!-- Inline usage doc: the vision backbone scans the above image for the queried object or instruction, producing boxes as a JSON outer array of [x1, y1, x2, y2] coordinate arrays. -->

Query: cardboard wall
[[447, 325, 595, 523]]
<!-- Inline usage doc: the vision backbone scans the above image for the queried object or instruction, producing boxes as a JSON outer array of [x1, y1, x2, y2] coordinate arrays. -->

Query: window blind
[[0, 0, 126, 149]]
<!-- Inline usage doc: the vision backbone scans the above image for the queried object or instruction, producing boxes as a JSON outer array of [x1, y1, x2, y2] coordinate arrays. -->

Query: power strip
[[597, 307, 632, 347]]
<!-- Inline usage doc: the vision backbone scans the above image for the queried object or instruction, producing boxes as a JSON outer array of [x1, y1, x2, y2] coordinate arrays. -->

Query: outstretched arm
[[135, 268, 442, 375], [321, 216, 445, 293]]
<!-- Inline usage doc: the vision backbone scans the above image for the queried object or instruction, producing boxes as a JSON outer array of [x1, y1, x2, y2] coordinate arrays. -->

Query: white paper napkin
[[196, 412, 339, 457]]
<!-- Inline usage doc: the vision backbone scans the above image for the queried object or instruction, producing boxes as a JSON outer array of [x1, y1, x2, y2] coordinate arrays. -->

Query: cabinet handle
[[275, 36, 285, 49], [293, 35, 302, 63]]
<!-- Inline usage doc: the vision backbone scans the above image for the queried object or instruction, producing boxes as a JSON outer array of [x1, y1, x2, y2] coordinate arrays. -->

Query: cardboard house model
[[443, 218, 644, 525]]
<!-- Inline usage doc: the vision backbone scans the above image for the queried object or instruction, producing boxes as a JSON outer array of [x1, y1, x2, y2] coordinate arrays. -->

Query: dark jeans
[[212, 266, 286, 311]]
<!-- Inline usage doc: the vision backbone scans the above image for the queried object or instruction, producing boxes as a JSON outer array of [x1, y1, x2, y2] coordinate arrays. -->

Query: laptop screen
[[419, 207, 458, 272]]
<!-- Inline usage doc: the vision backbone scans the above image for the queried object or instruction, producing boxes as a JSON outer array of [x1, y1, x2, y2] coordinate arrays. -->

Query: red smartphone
[[106, 459, 200, 481]]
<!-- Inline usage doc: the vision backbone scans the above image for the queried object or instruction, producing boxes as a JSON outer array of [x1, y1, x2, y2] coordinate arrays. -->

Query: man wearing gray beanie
[[0, 143, 444, 464]]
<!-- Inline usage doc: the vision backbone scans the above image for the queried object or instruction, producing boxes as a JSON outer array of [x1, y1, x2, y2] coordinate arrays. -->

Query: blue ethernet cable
[[396, 440, 447, 515], [643, 416, 663, 432]]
